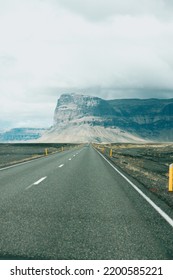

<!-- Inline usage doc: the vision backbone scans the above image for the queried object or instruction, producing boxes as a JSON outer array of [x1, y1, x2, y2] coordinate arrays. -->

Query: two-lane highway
[[0, 145, 173, 259]]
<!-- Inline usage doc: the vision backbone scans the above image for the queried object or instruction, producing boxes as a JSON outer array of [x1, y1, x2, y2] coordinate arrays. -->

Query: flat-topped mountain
[[54, 93, 116, 127], [39, 93, 173, 143]]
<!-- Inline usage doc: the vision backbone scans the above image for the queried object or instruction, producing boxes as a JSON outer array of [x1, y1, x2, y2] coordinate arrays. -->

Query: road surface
[[0, 144, 173, 259]]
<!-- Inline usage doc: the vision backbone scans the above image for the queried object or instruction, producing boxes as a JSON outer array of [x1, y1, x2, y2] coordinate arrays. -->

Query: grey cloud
[[55, 0, 171, 20], [45, 86, 173, 100], [0, 0, 173, 129]]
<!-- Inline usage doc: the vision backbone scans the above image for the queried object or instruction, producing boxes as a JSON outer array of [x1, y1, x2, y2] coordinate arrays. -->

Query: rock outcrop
[[40, 93, 146, 143]]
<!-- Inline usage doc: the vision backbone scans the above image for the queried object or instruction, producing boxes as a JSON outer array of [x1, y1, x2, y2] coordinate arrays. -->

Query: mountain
[[0, 128, 46, 142], [3, 94, 172, 143], [107, 98, 173, 141], [39, 93, 147, 143], [53, 93, 116, 127], [39, 93, 173, 143]]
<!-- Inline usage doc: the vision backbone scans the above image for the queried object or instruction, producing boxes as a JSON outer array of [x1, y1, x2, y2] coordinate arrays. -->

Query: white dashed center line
[[33, 177, 47, 185], [59, 164, 64, 168], [69, 158, 72, 160], [26, 176, 47, 190]]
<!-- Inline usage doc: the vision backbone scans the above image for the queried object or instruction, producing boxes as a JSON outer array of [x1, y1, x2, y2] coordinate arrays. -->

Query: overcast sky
[[0, 0, 173, 129]]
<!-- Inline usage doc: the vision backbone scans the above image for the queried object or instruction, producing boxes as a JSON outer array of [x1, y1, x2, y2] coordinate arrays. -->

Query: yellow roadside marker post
[[169, 163, 173, 192], [45, 148, 48, 156], [110, 148, 113, 157], [62, 147, 64, 152]]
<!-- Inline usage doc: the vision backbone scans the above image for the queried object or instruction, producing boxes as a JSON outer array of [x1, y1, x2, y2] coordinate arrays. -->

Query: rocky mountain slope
[[108, 99, 173, 141]]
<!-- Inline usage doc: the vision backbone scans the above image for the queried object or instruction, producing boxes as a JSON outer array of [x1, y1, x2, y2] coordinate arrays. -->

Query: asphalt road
[[0, 144, 173, 259]]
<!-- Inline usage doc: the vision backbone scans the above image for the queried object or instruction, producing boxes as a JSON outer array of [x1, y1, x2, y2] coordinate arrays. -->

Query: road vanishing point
[[0, 144, 173, 259]]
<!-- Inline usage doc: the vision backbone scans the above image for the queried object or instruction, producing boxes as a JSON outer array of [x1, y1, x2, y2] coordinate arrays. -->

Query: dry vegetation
[[97, 143, 173, 209], [0, 143, 78, 168]]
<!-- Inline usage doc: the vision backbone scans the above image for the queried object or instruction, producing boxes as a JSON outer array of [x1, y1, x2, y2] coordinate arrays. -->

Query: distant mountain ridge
[[0, 128, 46, 142], [107, 98, 173, 140], [39, 93, 173, 143]]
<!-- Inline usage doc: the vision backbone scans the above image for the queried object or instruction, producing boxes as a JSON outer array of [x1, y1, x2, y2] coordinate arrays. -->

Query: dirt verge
[[96, 143, 173, 209], [0, 143, 78, 168]]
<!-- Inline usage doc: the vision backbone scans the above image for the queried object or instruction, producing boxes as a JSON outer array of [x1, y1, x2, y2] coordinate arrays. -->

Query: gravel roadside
[[96, 143, 173, 209]]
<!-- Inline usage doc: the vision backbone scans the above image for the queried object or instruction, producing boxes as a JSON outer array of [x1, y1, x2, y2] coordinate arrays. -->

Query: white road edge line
[[0, 151, 60, 171], [26, 176, 47, 190], [0, 158, 42, 171], [96, 148, 173, 229], [59, 164, 64, 168]]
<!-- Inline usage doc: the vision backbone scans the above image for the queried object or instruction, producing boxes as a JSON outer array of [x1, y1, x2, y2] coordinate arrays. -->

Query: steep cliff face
[[53, 93, 115, 127]]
